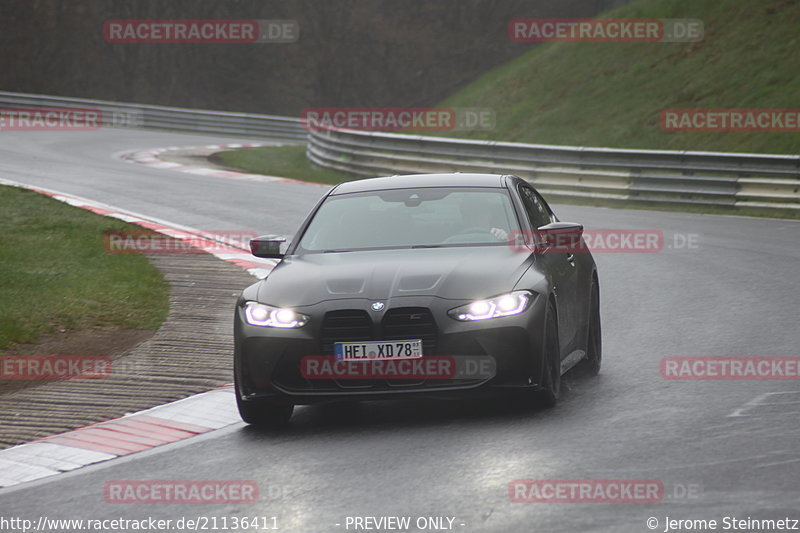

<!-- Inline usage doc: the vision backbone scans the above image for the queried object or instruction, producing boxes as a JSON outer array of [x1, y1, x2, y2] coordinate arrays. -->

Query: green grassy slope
[[439, 0, 800, 154]]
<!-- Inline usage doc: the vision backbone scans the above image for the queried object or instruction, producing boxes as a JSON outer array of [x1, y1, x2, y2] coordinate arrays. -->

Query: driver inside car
[[458, 196, 509, 241]]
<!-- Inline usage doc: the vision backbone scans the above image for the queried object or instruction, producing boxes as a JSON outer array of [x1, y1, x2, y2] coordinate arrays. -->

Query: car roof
[[331, 173, 508, 195]]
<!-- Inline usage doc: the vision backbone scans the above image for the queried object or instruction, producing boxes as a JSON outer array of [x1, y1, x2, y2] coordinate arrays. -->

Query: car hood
[[257, 246, 535, 307]]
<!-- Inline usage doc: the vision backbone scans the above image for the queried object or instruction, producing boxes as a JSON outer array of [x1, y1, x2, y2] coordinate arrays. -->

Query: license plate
[[334, 340, 423, 361]]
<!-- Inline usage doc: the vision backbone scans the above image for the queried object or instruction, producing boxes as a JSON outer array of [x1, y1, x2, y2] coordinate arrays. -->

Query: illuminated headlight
[[448, 291, 533, 321], [243, 302, 309, 328]]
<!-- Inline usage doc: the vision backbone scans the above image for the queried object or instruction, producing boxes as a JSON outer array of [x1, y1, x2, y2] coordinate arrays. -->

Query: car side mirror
[[535, 222, 584, 251], [249, 235, 286, 259]]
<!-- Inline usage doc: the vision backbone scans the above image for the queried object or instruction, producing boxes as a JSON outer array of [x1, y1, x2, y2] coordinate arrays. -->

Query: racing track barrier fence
[[3, 92, 797, 212], [306, 127, 800, 213], [0, 91, 306, 142]]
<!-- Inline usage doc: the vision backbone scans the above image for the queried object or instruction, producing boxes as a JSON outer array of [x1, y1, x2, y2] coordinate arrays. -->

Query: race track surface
[[1, 129, 799, 533]]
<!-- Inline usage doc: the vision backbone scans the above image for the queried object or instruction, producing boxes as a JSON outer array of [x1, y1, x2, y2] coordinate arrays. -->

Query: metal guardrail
[[3, 91, 797, 211], [307, 128, 800, 211], [0, 91, 306, 142]]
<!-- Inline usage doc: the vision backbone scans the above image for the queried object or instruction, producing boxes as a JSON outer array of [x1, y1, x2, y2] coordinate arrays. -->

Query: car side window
[[518, 185, 552, 229]]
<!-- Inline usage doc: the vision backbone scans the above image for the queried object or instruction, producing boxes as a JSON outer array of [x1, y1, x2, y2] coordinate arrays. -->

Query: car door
[[517, 184, 580, 356]]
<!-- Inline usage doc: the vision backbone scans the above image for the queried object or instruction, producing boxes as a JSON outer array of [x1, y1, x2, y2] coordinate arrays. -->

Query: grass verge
[[0, 185, 169, 350], [213, 145, 349, 186]]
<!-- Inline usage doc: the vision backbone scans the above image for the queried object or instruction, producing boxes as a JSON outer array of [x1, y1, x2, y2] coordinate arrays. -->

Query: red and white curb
[[0, 177, 264, 488], [0, 146, 314, 488], [120, 143, 326, 187], [0, 385, 240, 488], [0, 177, 279, 279]]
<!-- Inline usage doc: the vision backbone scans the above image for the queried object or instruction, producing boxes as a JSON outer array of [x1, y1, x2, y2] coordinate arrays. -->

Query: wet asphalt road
[[1, 129, 799, 533]]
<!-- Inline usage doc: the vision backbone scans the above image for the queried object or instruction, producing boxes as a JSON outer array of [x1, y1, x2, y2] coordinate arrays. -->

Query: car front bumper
[[234, 293, 549, 405]]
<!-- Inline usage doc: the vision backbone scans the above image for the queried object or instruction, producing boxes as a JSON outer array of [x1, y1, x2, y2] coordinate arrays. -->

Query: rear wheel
[[536, 300, 561, 408], [583, 279, 602, 376]]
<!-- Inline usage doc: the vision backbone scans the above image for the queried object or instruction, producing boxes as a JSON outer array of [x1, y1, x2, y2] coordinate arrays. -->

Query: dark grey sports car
[[234, 173, 601, 425]]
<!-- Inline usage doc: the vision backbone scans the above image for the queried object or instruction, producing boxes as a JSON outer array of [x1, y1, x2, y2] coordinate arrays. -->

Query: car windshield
[[298, 187, 519, 252]]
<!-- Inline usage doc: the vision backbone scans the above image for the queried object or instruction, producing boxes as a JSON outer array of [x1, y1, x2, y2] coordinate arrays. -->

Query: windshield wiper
[[321, 249, 354, 253], [410, 244, 447, 249]]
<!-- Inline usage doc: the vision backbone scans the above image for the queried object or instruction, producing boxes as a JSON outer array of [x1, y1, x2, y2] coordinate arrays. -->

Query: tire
[[536, 300, 561, 408], [583, 279, 602, 376], [234, 354, 293, 426], [236, 393, 294, 426]]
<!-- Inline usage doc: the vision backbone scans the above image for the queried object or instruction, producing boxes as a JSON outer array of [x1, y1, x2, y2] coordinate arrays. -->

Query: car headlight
[[243, 302, 309, 328], [448, 291, 533, 321]]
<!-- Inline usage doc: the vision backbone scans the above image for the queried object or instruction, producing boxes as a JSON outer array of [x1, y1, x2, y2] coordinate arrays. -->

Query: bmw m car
[[234, 173, 601, 425]]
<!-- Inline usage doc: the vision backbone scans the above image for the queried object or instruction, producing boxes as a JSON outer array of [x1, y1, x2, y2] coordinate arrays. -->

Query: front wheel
[[236, 393, 294, 426], [536, 300, 561, 408], [582, 279, 602, 376], [234, 353, 293, 426]]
